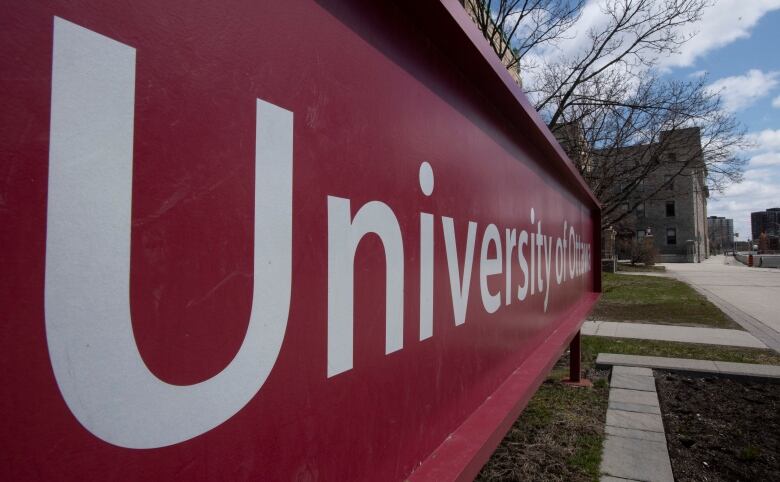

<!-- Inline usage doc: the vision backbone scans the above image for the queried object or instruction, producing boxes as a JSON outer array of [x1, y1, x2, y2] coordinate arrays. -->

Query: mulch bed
[[655, 371, 780, 481]]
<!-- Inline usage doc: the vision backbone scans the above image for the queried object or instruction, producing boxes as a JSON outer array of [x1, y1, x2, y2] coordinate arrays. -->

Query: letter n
[[327, 196, 404, 377]]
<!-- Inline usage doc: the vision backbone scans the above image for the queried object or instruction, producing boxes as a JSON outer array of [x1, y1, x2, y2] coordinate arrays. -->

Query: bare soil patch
[[478, 338, 780, 482], [656, 371, 780, 481]]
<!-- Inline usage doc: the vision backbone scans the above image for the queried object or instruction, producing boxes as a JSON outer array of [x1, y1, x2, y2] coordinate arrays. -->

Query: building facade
[[707, 216, 734, 253], [460, 1, 523, 86], [751, 208, 780, 239], [751, 207, 780, 251], [604, 128, 709, 263]]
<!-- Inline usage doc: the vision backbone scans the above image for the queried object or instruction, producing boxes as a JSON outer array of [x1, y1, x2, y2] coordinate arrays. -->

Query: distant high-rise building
[[751, 208, 780, 239], [707, 216, 733, 253]]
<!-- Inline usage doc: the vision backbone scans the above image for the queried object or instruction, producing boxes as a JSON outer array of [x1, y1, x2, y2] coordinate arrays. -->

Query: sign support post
[[563, 330, 592, 387]]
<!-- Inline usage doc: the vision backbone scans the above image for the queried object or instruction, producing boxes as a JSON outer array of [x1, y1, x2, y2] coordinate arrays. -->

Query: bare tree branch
[[463, 0, 746, 230]]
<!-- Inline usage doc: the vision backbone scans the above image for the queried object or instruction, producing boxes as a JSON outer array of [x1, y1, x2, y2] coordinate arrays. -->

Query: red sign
[[0, 1, 600, 480]]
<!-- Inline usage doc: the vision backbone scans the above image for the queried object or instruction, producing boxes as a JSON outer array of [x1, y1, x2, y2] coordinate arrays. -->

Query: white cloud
[[710, 129, 780, 238], [709, 172, 780, 240], [537, 1, 611, 60], [705, 69, 779, 112], [519, 1, 613, 93], [749, 152, 780, 166], [746, 129, 780, 151], [660, 0, 780, 69], [688, 70, 707, 78], [522, 1, 780, 92], [773, 95, 780, 108]]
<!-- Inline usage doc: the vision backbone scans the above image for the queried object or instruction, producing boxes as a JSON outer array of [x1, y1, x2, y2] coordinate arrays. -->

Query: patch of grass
[[477, 364, 609, 482], [590, 272, 740, 329], [616, 263, 667, 272], [567, 434, 603, 477], [582, 335, 780, 366]]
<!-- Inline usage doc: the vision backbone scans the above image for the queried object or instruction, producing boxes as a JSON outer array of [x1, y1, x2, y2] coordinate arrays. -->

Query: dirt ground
[[655, 371, 780, 482]]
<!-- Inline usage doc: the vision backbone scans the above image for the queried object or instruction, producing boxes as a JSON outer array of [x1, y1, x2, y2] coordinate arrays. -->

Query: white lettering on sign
[[324, 165, 593, 376], [45, 17, 292, 449], [326, 197, 405, 377], [43, 17, 592, 449], [443, 216, 478, 326], [479, 224, 502, 314], [419, 162, 435, 341]]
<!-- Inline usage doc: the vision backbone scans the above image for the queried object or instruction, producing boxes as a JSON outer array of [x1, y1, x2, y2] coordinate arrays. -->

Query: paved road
[[661, 255, 780, 352]]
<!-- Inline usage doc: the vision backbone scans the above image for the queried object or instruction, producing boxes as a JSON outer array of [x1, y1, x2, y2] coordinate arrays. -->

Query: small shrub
[[617, 237, 657, 265]]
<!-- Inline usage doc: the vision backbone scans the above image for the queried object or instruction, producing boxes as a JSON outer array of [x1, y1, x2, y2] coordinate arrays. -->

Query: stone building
[[707, 216, 734, 254], [459, 1, 522, 86], [591, 128, 710, 262], [553, 123, 591, 174]]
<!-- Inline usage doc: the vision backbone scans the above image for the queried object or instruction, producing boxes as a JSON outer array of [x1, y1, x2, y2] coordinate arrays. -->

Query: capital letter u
[[44, 18, 292, 449]]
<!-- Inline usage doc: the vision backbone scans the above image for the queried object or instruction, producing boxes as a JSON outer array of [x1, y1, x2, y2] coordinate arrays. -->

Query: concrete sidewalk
[[660, 256, 780, 352], [583, 320, 766, 348], [600, 366, 674, 482], [598, 355, 780, 480]]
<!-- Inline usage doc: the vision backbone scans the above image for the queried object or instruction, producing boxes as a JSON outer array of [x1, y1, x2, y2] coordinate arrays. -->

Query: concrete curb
[[596, 353, 780, 380]]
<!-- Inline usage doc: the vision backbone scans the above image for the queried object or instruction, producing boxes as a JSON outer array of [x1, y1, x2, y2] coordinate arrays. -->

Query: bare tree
[[462, 0, 584, 76], [530, 0, 708, 125], [564, 73, 747, 227], [464, 0, 747, 228]]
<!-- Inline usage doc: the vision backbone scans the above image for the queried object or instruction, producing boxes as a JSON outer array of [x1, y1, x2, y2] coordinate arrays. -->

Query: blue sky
[[685, 10, 780, 130], [653, 2, 780, 240], [524, 1, 780, 240]]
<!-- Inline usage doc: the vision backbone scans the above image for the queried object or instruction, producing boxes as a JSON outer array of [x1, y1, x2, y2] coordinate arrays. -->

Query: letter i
[[419, 162, 434, 340], [530, 208, 535, 296], [562, 221, 567, 282]]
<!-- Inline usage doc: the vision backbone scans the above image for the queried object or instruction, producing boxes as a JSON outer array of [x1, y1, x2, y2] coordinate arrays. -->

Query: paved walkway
[[660, 256, 780, 352], [596, 353, 780, 379], [598, 355, 780, 481], [583, 320, 766, 348], [600, 365, 674, 482]]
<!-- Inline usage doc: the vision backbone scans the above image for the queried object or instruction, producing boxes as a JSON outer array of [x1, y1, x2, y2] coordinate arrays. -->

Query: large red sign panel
[[1, 1, 599, 480]]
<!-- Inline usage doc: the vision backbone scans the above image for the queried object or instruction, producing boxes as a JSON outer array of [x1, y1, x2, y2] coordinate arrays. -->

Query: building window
[[666, 200, 675, 217], [637, 230, 646, 240], [636, 202, 645, 217], [664, 174, 674, 190], [666, 227, 677, 245], [622, 202, 630, 212]]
